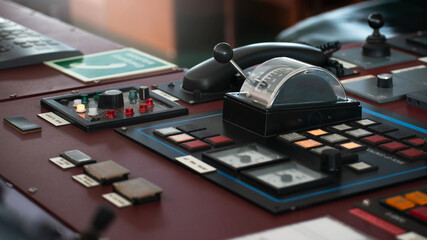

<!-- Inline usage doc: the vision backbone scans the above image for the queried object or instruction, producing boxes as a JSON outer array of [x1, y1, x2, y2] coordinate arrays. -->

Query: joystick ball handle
[[213, 42, 233, 63], [368, 13, 384, 29]]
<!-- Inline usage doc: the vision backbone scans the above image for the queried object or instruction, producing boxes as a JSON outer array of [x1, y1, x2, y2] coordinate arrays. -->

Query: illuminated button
[[345, 129, 373, 138], [320, 134, 348, 144], [88, 107, 98, 117], [379, 141, 409, 153], [177, 124, 206, 133], [128, 89, 138, 104], [180, 140, 210, 152], [81, 94, 89, 104], [205, 135, 234, 147], [367, 124, 397, 134], [385, 195, 415, 211], [361, 135, 390, 145], [139, 103, 147, 112], [125, 107, 134, 116], [75, 104, 86, 113], [277, 132, 306, 143], [145, 98, 154, 107], [73, 99, 82, 107], [330, 124, 353, 132], [355, 119, 378, 127], [294, 139, 322, 149], [306, 129, 328, 137], [347, 161, 378, 174], [106, 110, 116, 118], [410, 207, 427, 222], [310, 145, 337, 156], [404, 138, 425, 148], [339, 142, 366, 152], [153, 127, 181, 137], [167, 133, 195, 143], [405, 191, 427, 205], [189, 129, 219, 139], [396, 148, 427, 161], [385, 130, 415, 140]]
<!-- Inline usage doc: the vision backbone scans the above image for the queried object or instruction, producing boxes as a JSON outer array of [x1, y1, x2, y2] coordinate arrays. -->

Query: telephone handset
[[155, 42, 343, 104], [182, 42, 326, 94]]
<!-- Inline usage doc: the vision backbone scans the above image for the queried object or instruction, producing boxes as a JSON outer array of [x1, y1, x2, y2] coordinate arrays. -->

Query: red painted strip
[[349, 208, 407, 235]]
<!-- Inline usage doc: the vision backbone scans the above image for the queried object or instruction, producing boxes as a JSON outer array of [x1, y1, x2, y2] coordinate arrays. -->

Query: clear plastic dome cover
[[239, 57, 347, 109]]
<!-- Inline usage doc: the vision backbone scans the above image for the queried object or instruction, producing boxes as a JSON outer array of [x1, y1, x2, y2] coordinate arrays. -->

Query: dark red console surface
[[0, 1, 426, 240]]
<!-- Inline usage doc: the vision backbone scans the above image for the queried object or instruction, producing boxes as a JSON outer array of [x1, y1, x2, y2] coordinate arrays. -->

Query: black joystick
[[213, 42, 248, 79], [362, 13, 390, 57], [320, 149, 342, 172]]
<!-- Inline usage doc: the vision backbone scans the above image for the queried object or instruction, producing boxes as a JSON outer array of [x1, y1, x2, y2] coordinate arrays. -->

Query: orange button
[[307, 129, 328, 136], [405, 191, 427, 206], [385, 195, 416, 211], [294, 139, 322, 149]]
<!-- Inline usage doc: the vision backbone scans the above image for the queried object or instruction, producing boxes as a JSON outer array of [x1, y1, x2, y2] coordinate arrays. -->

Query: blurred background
[[12, 0, 362, 68]]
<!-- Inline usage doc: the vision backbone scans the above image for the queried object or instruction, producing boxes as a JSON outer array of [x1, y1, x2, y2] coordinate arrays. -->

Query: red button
[[404, 138, 425, 147], [106, 109, 116, 118], [362, 135, 390, 145], [397, 148, 427, 161], [379, 141, 409, 152], [139, 103, 147, 112], [125, 107, 134, 116], [145, 98, 154, 106], [180, 140, 210, 152], [409, 207, 427, 222], [205, 135, 234, 146]]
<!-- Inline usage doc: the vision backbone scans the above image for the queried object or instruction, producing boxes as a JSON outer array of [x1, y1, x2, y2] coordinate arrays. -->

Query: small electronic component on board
[[3, 115, 41, 134], [60, 150, 96, 166], [83, 160, 130, 185], [103, 178, 163, 208]]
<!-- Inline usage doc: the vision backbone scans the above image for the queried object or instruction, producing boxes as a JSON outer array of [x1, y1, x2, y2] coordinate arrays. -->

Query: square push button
[[379, 142, 409, 153], [294, 139, 322, 149], [361, 135, 390, 145], [306, 129, 328, 137], [404, 137, 425, 148], [367, 124, 397, 134], [330, 124, 353, 132], [405, 191, 427, 206], [347, 161, 378, 174], [320, 134, 348, 144], [277, 132, 306, 143], [310, 145, 337, 156], [339, 142, 366, 152], [385, 195, 415, 211], [345, 129, 373, 138], [167, 133, 195, 144], [396, 148, 427, 161], [204, 135, 233, 147], [385, 130, 415, 140], [180, 140, 210, 152], [154, 127, 181, 137], [409, 207, 427, 222], [354, 119, 378, 127], [177, 124, 206, 133], [189, 129, 219, 139]]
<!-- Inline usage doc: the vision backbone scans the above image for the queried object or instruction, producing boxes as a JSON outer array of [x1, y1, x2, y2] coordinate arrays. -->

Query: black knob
[[213, 42, 233, 63], [97, 90, 124, 109], [368, 13, 384, 30], [139, 86, 150, 100], [377, 73, 393, 88], [280, 174, 293, 182], [320, 149, 342, 172]]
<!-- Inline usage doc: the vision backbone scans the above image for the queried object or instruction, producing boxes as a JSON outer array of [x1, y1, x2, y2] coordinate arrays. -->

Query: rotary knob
[[377, 73, 393, 88], [98, 90, 124, 109]]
